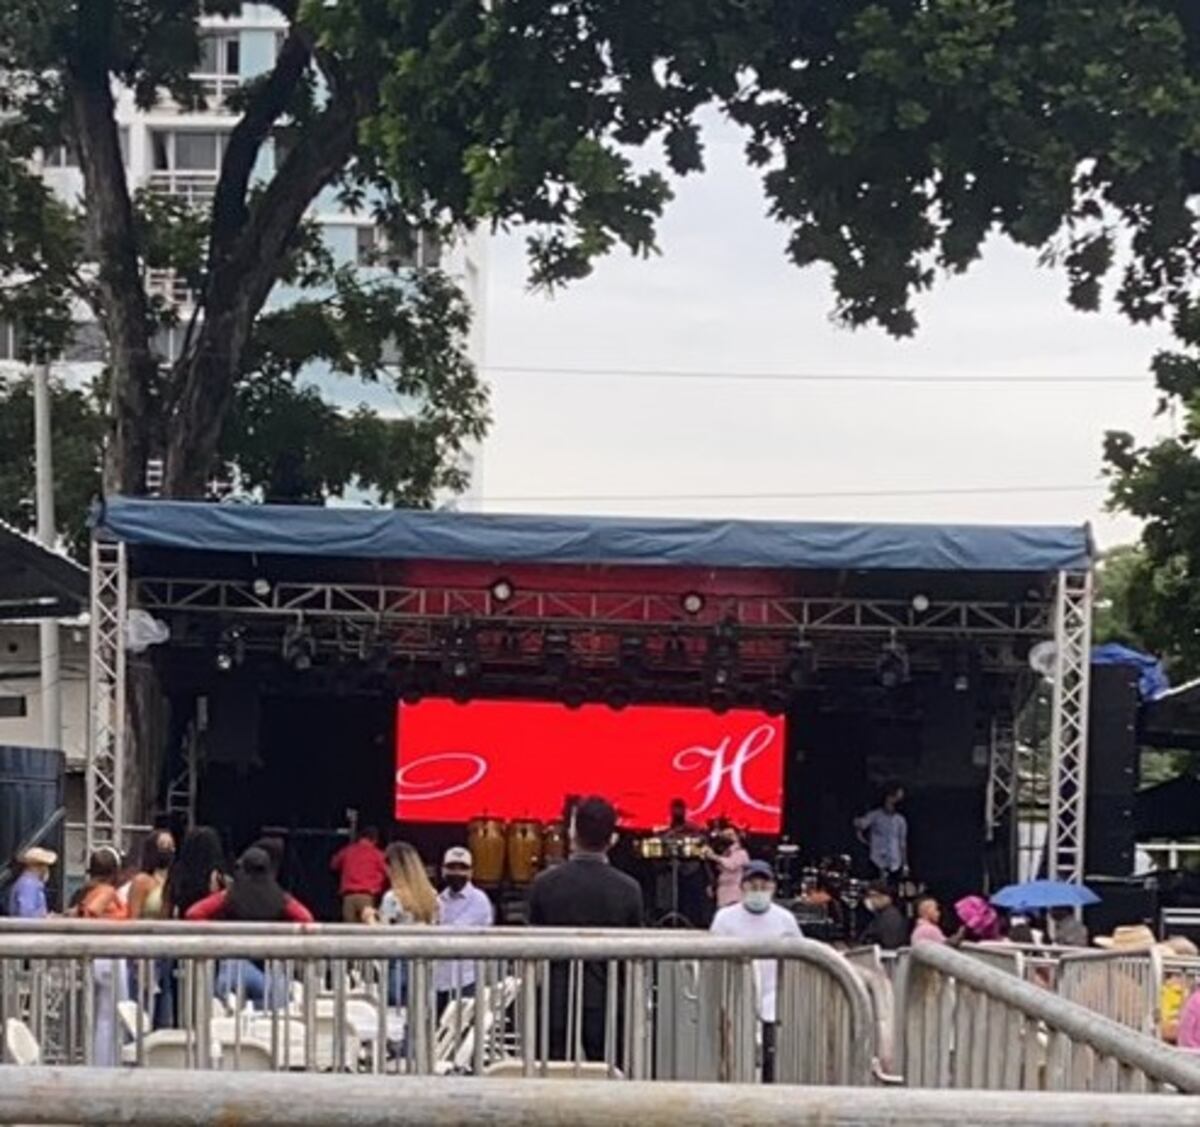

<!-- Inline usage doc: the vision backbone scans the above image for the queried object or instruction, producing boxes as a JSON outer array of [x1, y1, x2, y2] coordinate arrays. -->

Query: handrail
[[4, 1067, 1200, 1125], [906, 942, 1200, 1092], [0, 929, 860, 969]]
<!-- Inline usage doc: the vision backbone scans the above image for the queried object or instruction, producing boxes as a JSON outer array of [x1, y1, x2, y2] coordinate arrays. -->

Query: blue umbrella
[[990, 879, 1100, 912]]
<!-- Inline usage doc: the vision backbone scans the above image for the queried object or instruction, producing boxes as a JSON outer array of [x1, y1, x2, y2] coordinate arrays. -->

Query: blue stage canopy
[[93, 497, 1092, 574]]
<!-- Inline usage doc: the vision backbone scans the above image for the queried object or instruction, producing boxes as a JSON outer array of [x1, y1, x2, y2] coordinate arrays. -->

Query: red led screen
[[394, 699, 784, 831]]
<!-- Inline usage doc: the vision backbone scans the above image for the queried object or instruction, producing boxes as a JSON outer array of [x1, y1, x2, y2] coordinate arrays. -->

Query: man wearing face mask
[[710, 860, 801, 1081], [433, 846, 494, 1012]]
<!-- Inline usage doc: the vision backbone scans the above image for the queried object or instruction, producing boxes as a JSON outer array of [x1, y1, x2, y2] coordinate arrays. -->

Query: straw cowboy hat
[[18, 846, 57, 867], [1094, 924, 1199, 956]]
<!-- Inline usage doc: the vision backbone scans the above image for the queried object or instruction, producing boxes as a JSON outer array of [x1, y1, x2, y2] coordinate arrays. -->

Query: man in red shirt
[[330, 826, 389, 922]]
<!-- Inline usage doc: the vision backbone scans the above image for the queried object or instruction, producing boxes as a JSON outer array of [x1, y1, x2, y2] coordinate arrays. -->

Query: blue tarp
[[93, 497, 1093, 574], [1092, 642, 1170, 700]]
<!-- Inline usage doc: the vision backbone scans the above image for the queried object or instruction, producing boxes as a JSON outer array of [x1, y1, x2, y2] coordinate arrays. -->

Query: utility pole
[[33, 359, 62, 750]]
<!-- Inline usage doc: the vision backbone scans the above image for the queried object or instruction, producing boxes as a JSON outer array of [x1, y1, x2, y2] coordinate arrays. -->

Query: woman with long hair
[[128, 829, 175, 919], [164, 826, 227, 919], [380, 841, 438, 925], [126, 828, 176, 1026], [185, 846, 314, 1009], [75, 847, 129, 1065], [374, 842, 437, 1008]]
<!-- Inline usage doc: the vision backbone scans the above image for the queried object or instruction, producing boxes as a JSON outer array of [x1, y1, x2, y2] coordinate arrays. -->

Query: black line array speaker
[[1085, 663, 1140, 879]]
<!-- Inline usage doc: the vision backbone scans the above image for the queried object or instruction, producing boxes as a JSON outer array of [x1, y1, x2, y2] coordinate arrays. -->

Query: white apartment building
[[1, 2, 488, 507]]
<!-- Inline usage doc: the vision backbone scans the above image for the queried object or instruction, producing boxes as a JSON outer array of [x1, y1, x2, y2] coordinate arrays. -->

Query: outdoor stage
[[83, 498, 1095, 916]]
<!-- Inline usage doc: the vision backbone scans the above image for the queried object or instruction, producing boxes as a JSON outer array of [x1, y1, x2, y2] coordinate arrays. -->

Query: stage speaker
[[1084, 874, 1159, 938], [1085, 663, 1139, 878]]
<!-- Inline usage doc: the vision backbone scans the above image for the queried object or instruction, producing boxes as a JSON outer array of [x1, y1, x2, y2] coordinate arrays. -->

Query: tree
[[4, 2, 1200, 508]]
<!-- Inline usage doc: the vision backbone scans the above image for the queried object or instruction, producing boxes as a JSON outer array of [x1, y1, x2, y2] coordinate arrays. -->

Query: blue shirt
[[856, 808, 907, 873], [7, 871, 48, 919], [433, 882, 494, 993]]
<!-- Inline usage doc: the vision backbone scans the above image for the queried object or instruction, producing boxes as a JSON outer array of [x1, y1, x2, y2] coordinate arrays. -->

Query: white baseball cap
[[443, 846, 473, 868]]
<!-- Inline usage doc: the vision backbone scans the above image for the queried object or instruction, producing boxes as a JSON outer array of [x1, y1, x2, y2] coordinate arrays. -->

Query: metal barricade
[[7, 1067, 1200, 1124], [0, 926, 875, 1086], [901, 942, 1200, 1092], [1057, 949, 1158, 1036]]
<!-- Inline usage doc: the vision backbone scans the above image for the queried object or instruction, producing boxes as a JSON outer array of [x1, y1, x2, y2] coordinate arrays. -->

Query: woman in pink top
[[705, 826, 751, 909], [1177, 986, 1200, 1050], [911, 896, 948, 945]]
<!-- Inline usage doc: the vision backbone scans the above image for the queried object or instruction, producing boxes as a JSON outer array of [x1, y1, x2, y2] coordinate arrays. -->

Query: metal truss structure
[[89, 553, 1094, 878], [136, 576, 1053, 637], [984, 708, 1020, 890], [1046, 569, 1094, 885], [85, 540, 128, 856]]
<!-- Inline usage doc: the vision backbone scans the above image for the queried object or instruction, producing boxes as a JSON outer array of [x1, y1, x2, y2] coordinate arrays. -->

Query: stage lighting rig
[[681, 591, 705, 615], [786, 637, 816, 689], [281, 621, 315, 672], [489, 577, 515, 604], [214, 625, 246, 672], [875, 636, 910, 690], [619, 635, 646, 676], [541, 629, 573, 678]]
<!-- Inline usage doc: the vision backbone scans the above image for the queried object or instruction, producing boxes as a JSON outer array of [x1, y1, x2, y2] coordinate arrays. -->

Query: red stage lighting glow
[[395, 698, 784, 831]]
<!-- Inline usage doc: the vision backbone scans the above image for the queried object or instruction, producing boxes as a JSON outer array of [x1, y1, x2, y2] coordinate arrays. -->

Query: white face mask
[[743, 889, 772, 914]]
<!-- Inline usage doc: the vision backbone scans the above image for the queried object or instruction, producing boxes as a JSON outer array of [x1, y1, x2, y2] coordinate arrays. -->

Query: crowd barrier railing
[[900, 942, 1200, 1093], [0, 925, 876, 1087], [8, 1066, 1200, 1125], [1055, 948, 1159, 1036]]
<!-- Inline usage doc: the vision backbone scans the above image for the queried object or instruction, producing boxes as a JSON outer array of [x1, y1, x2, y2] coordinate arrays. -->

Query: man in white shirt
[[433, 847, 495, 1010], [709, 859, 801, 1081]]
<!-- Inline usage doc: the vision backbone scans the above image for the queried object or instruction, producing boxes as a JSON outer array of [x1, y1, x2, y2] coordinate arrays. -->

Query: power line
[[482, 483, 1106, 504], [485, 364, 1148, 386]]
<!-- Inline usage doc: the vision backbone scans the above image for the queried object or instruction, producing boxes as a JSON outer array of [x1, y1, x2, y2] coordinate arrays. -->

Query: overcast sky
[[480, 119, 1173, 550]]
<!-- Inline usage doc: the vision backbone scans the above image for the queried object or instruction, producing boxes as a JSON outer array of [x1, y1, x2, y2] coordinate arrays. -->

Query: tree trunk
[[66, 10, 157, 498]]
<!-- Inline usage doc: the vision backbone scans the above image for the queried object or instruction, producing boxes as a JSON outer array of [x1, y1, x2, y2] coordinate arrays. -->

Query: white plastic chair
[[3, 1018, 41, 1066], [483, 1060, 622, 1080], [117, 999, 152, 1043], [138, 1029, 222, 1069]]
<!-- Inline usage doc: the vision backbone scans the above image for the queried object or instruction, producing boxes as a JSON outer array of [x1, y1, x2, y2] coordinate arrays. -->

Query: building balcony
[[147, 171, 218, 208]]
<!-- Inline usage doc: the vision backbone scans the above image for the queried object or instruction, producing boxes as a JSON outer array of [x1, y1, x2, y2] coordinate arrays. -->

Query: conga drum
[[507, 820, 543, 884], [542, 821, 566, 867], [468, 817, 506, 886]]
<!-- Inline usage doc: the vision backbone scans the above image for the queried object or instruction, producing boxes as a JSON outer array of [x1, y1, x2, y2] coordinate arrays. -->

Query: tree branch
[[165, 83, 361, 494], [209, 30, 312, 254]]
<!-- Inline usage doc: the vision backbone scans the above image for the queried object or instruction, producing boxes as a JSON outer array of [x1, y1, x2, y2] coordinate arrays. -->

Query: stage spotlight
[[282, 622, 316, 672], [786, 639, 816, 689], [664, 633, 688, 664], [561, 681, 587, 710], [215, 625, 245, 672], [605, 683, 632, 711], [542, 630, 572, 678], [619, 635, 646, 675], [252, 577, 272, 598], [911, 593, 930, 613], [760, 685, 789, 716], [954, 674, 970, 693], [490, 577, 515, 604], [681, 591, 705, 616], [875, 641, 909, 690]]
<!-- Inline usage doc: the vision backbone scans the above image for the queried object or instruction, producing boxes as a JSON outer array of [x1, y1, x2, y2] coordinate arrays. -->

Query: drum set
[[467, 816, 567, 888], [777, 853, 870, 942]]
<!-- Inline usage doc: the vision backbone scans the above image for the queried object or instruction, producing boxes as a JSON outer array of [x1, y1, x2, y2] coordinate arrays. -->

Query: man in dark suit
[[528, 795, 642, 1061]]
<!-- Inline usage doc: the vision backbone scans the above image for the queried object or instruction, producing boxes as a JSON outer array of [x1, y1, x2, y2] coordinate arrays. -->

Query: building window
[[357, 225, 441, 270], [0, 696, 27, 719], [61, 322, 107, 364], [151, 130, 229, 173], [43, 143, 77, 169], [198, 33, 241, 78]]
